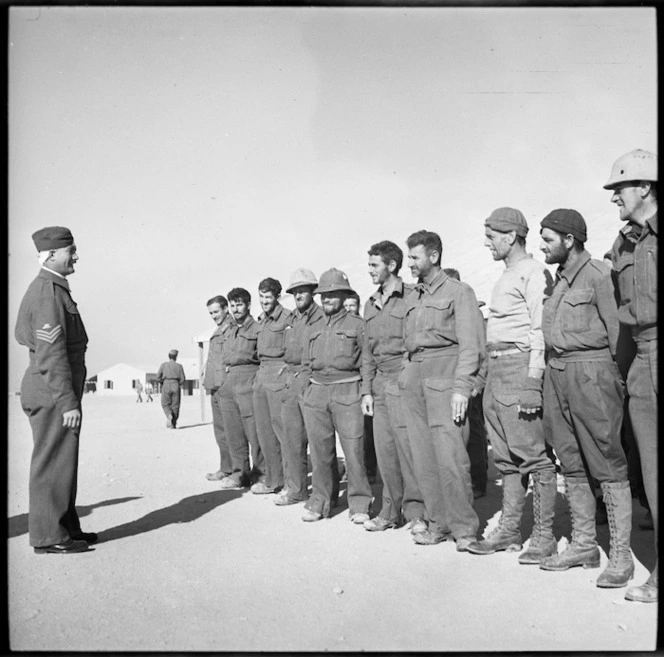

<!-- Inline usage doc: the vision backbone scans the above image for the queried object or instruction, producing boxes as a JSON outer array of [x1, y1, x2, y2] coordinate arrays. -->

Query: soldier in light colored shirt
[[468, 208, 557, 565]]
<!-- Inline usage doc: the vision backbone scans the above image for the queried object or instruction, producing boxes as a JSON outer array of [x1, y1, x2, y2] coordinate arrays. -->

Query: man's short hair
[[443, 267, 460, 281], [206, 295, 228, 309], [406, 230, 443, 266], [258, 277, 282, 297], [346, 291, 360, 303], [515, 234, 527, 248], [227, 287, 251, 304], [368, 240, 403, 275]]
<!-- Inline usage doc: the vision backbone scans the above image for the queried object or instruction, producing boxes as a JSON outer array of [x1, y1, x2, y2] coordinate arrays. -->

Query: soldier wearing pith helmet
[[604, 149, 658, 604], [300, 268, 373, 523], [15, 226, 95, 554]]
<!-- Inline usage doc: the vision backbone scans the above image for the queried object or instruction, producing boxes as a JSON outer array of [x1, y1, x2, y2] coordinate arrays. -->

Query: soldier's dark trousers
[[280, 369, 310, 500], [20, 363, 84, 547], [252, 365, 286, 490], [302, 380, 372, 517], [210, 387, 232, 476], [627, 338, 658, 545], [220, 367, 265, 486], [543, 358, 628, 482], [399, 351, 479, 539], [373, 372, 425, 523], [160, 380, 181, 424]]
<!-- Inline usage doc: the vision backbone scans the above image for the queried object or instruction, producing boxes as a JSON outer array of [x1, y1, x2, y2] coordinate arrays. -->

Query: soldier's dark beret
[[32, 226, 75, 251]]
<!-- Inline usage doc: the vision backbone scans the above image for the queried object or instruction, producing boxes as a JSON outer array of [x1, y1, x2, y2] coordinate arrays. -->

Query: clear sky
[[8, 6, 657, 392]]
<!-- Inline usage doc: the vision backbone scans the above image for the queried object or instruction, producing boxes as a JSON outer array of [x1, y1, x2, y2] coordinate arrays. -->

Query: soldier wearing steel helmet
[[15, 226, 95, 554], [274, 268, 325, 507], [300, 268, 372, 523], [604, 148, 658, 604]]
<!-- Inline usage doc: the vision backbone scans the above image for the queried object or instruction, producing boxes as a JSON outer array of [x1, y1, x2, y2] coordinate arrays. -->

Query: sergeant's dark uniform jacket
[[15, 268, 88, 410]]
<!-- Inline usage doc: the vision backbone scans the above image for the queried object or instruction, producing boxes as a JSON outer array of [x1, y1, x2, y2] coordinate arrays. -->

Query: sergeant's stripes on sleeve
[[36, 324, 63, 344]]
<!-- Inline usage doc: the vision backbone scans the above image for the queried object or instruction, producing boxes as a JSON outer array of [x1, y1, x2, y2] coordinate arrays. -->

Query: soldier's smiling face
[[259, 290, 279, 316], [208, 302, 228, 326], [291, 286, 315, 312], [321, 291, 345, 316], [48, 244, 78, 276]]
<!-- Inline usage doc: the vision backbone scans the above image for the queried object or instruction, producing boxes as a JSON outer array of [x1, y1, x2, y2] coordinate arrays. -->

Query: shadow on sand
[[8, 496, 143, 539], [96, 489, 244, 543]]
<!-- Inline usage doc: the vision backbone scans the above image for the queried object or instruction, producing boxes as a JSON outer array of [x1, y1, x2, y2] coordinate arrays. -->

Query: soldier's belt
[[407, 346, 458, 361], [487, 347, 523, 358]]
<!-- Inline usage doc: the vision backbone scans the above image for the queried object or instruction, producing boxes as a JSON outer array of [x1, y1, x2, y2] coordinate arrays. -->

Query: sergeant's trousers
[[627, 338, 658, 546], [373, 371, 425, 523], [220, 367, 265, 486], [21, 365, 85, 547], [280, 368, 310, 500], [160, 380, 182, 424], [252, 364, 286, 490], [210, 387, 232, 476], [483, 351, 555, 477], [543, 358, 627, 483], [302, 380, 372, 517], [399, 352, 479, 539]]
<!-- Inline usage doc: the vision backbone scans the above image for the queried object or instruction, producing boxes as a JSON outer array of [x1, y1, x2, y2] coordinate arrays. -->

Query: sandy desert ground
[[7, 393, 659, 652]]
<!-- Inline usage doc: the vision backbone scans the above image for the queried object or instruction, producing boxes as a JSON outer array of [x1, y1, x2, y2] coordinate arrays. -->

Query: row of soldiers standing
[[202, 148, 657, 604]]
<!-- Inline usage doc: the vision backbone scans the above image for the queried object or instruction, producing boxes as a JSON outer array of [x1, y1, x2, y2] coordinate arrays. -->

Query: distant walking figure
[[145, 382, 154, 402], [157, 350, 185, 428], [135, 380, 143, 403]]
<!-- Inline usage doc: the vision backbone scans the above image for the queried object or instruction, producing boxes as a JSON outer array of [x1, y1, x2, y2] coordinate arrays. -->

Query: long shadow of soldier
[[7, 496, 143, 539], [97, 489, 244, 543]]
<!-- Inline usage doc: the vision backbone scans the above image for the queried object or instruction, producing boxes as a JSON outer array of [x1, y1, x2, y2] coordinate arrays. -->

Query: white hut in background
[[94, 363, 149, 395]]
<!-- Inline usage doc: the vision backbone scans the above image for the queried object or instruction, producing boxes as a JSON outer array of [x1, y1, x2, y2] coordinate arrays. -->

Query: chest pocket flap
[[563, 289, 594, 306]]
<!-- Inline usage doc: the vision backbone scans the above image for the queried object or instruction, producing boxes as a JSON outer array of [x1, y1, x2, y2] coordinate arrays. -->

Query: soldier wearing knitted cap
[[274, 269, 326, 506], [468, 209, 557, 562], [605, 149, 658, 604], [300, 268, 372, 523], [157, 349, 185, 428], [15, 226, 96, 554], [537, 209, 633, 588]]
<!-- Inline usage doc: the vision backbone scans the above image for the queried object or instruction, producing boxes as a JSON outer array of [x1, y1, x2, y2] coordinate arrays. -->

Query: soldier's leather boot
[[468, 473, 525, 555], [519, 470, 558, 565], [625, 561, 658, 603], [540, 478, 600, 571], [597, 481, 635, 588]]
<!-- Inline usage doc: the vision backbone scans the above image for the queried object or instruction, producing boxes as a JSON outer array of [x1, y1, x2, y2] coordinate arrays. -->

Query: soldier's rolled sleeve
[[356, 321, 368, 393], [523, 268, 549, 371], [453, 285, 485, 398], [34, 295, 78, 411]]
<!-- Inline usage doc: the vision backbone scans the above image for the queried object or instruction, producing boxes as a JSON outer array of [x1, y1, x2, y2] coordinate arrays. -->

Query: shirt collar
[[260, 303, 285, 323], [558, 249, 591, 285], [326, 307, 349, 326], [370, 276, 405, 304], [645, 211, 658, 235], [417, 268, 446, 295], [39, 267, 70, 290]]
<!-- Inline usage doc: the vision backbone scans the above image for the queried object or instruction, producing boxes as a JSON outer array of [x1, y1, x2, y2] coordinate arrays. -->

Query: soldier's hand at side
[[62, 408, 81, 429], [361, 394, 374, 417], [451, 393, 468, 423]]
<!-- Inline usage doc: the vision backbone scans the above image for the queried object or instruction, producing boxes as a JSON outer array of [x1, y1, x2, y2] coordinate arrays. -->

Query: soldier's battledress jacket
[[361, 278, 412, 395], [610, 213, 657, 337], [222, 315, 260, 369], [307, 309, 365, 384], [15, 268, 88, 410], [203, 315, 235, 391], [284, 302, 325, 371], [542, 250, 620, 357], [256, 303, 293, 364]]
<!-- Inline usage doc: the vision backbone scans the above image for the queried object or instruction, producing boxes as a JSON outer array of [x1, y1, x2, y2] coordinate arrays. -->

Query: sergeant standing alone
[[15, 226, 96, 554], [157, 349, 186, 429]]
